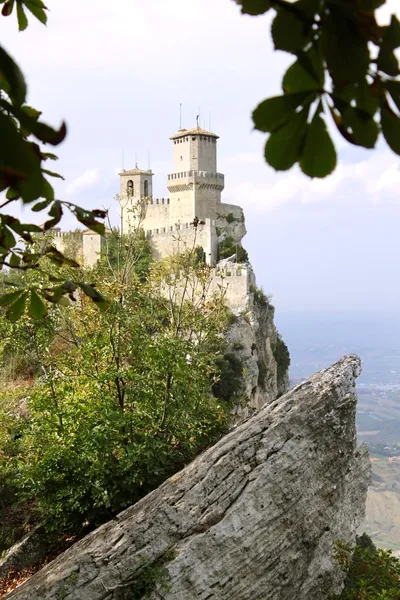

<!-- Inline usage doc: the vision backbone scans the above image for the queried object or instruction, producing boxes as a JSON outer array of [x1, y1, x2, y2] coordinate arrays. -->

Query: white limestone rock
[[6, 355, 370, 600], [227, 293, 285, 412]]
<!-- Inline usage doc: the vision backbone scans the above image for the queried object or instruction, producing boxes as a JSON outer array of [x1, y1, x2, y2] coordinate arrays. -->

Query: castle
[[50, 124, 255, 309], [118, 125, 246, 265]]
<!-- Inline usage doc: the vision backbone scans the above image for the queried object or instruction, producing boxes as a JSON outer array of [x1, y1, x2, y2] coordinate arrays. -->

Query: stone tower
[[167, 127, 225, 225], [119, 167, 153, 232]]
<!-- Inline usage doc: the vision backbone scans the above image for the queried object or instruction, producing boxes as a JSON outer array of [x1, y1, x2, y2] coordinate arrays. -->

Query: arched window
[[143, 179, 149, 197], [127, 180, 134, 196]]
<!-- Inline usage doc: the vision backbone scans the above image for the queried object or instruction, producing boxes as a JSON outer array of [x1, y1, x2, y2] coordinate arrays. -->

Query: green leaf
[[5, 187, 20, 200], [342, 106, 379, 148], [41, 152, 58, 161], [236, 0, 271, 16], [6, 291, 28, 321], [1, 0, 14, 16], [0, 289, 23, 306], [355, 80, 379, 116], [43, 201, 63, 229], [29, 290, 47, 319], [42, 169, 64, 179], [321, 7, 369, 84], [359, 0, 385, 9], [385, 80, 400, 112], [0, 45, 27, 105], [384, 15, 400, 49], [22, 105, 42, 120], [16, 1, 28, 30], [381, 101, 400, 155], [45, 246, 80, 268], [295, 0, 321, 20], [0, 225, 16, 250], [74, 207, 105, 235], [253, 91, 313, 133], [24, 0, 47, 24], [377, 45, 399, 76], [9, 252, 21, 268], [32, 198, 53, 212], [299, 113, 337, 178], [0, 98, 67, 146], [264, 105, 310, 171], [42, 178, 55, 201], [271, 8, 312, 54], [282, 47, 324, 93], [78, 283, 109, 309], [0, 113, 44, 202]]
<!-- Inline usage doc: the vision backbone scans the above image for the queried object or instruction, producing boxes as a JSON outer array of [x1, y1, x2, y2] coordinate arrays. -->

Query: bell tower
[[119, 167, 153, 232]]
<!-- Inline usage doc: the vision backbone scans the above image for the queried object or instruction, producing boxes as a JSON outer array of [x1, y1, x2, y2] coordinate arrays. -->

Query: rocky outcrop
[[227, 292, 288, 411], [6, 355, 370, 600], [0, 528, 47, 580], [216, 203, 246, 245]]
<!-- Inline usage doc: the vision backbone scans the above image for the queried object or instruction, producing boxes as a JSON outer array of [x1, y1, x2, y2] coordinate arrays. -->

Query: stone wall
[[149, 219, 218, 265], [209, 264, 255, 309], [82, 231, 101, 267]]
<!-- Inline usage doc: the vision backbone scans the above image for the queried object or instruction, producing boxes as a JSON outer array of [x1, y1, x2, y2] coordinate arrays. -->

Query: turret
[[119, 167, 153, 232]]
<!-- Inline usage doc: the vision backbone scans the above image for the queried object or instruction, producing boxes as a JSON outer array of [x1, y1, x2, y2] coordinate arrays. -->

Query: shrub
[[257, 360, 269, 390], [212, 353, 244, 402], [218, 236, 249, 262], [226, 213, 236, 224], [334, 534, 400, 600], [272, 334, 290, 383], [253, 287, 270, 307]]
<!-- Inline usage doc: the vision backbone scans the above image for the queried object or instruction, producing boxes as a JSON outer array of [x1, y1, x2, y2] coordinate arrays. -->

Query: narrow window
[[127, 180, 134, 196], [144, 180, 149, 196]]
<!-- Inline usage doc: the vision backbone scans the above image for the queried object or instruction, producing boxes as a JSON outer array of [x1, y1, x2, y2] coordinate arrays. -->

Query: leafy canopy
[[0, 0, 108, 315], [236, 0, 400, 178]]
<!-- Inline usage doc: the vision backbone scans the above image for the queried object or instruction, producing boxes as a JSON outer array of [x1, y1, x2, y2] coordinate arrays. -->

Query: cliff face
[[227, 292, 289, 411], [6, 355, 370, 600]]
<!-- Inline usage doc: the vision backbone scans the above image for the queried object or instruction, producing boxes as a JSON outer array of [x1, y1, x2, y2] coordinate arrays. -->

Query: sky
[[2, 0, 400, 315]]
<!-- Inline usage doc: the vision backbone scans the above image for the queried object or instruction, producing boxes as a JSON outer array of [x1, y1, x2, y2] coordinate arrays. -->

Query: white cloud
[[66, 168, 100, 195], [222, 150, 400, 214]]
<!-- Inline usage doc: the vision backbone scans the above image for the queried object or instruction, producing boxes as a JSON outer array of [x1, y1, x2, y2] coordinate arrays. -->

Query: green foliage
[[219, 236, 249, 262], [212, 352, 244, 402], [0, 253, 231, 535], [253, 286, 270, 307], [235, 0, 400, 178], [0, 3, 107, 314], [128, 549, 176, 599], [334, 534, 400, 600], [193, 245, 206, 268], [225, 213, 237, 224], [257, 359, 269, 390], [272, 333, 290, 382], [101, 228, 153, 282]]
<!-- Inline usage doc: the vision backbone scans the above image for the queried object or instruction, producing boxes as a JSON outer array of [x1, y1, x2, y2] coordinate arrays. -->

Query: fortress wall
[[208, 265, 255, 309], [149, 220, 217, 265], [82, 231, 101, 267], [159, 265, 254, 311], [143, 201, 170, 229], [195, 187, 221, 221], [169, 189, 195, 224]]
